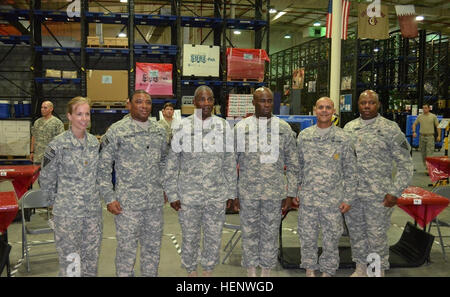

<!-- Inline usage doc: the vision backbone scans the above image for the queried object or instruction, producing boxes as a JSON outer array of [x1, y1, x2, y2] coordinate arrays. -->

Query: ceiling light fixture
[[118, 32, 127, 37], [415, 15, 424, 21], [233, 30, 241, 35], [120, 0, 128, 3], [272, 11, 286, 21], [313, 22, 321, 27], [284, 34, 291, 39], [269, 8, 277, 14]]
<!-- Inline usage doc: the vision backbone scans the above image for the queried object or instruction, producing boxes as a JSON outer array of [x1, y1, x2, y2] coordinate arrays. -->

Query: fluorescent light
[[373, 48, 379, 52], [313, 22, 321, 27], [284, 34, 291, 39], [120, 0, 128, 3], [118, 32, 127, 37], [272, 11, 286, 21], [269, 8, 277, 14], [416, 15, 424, 21], [233, 30, 241, 35]]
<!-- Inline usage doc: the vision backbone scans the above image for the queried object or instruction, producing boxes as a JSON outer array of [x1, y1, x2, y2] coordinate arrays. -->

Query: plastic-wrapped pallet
[[226, 48, 269, 81]]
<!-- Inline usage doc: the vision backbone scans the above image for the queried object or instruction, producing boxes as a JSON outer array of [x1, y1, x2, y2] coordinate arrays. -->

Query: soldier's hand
[[170, 200, 181, 211], [107, 201, 122, 215], [437, 136, 441, 142], [163, 192, 168, 204], [292, 197, 300, 208], [282, 197, 294, 214], [232, 198, 240, 212], [339, 202, 351, 214], [29, 152, 34, 161], [383, 194, 398, 208]]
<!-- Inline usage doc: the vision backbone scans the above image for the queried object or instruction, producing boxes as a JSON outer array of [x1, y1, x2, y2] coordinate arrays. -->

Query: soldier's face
[[253, 91, 273, 118], [315, 98, 334, 125], [194, 90, 214, 119], [358, 95, 379, 120], [130, 93, 152, 122], [67, 103, 90, 132], [41, 103, 53, 117], [163, 106, 174, 119]]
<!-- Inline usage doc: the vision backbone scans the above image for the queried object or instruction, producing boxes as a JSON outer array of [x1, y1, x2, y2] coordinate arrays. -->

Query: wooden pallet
[[226, 76, 264, 82], [91, 101, 127, 109]]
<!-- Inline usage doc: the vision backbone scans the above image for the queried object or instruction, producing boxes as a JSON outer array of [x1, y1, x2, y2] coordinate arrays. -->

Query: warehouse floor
[[1, 149, 449, 277]]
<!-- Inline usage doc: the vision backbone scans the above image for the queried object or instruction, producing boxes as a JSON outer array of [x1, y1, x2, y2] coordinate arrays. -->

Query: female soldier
[[40, 96, 102, 277]]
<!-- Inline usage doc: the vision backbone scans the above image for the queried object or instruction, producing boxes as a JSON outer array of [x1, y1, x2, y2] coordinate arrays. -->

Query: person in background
[[158, 102, 178, 144], [412, 103, 441, 171], [30, 101, 65, 163], [39, 96, 102, 277]]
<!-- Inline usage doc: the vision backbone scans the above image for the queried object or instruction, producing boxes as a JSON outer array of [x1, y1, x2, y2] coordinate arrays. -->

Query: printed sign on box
[[182, 44, 220, 77], [136, 63, 173, 96]]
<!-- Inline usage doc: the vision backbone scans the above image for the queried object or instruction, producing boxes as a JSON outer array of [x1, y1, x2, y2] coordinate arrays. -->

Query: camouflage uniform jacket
[[343, 114, 413, 199], [39, 130, 101, 217], [235, 115, 298, 200], [31, 115, 65, 163], [163, 115, 237, 206], [297, 125, 358, 209], [97, 116, 168, 210]]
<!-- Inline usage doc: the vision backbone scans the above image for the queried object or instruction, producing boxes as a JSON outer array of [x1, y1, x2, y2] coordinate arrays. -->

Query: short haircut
[[163, 102, 174, 109], [253, 86, 273, 101], [131, 90, 151, 102], [42, 101, 54, 109], [315, 96, 334, 108], [194, 85, 214, 99], [422, 103, 430, 107], [67, 96, 91, 114], [359, 89, 379, 102]]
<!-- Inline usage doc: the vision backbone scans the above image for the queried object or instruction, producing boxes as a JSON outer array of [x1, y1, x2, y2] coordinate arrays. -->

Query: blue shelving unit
[[135, 14, 176, 26], [0, 35, 30, 45], [225, 18, 267, 30], [181, 16, 222, 28], [34, 78, 81, 84]]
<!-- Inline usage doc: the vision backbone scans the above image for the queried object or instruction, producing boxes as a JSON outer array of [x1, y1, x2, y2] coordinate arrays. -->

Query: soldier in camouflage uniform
[[163, 85, 237, 277], [40, 97, 102, 277], [231, 87, 298, 277], [31, 101, 65, 163], [296, 97, 357, 277], [343, 90, 413, 277], [97, 90, 168, 277]]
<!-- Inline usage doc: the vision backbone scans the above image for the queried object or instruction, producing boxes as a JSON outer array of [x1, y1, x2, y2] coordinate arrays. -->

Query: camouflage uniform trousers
[[298, 205, 343, 275], [239, 198, 282, 269], [419, 135, 435, 166], [53, 215, 102, 277], [178, 202, 226, 273], [344, 197, 394, 270], [114, 207, 163, 277]]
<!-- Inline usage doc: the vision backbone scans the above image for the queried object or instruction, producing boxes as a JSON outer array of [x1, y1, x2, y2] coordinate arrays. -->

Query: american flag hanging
[[326, 0, 351, 40]]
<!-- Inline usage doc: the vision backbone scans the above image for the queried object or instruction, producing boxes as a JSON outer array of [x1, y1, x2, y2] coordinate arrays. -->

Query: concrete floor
[[1, 149, 449, 277]]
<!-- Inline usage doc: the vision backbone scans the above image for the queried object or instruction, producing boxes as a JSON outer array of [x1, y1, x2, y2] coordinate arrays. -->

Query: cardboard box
[[62, 71, 77, 79], [87, 70, 129, 102], [87, 36, 100, 47], [45, 69, 61, 78], [181, 105, 195, 115], [103, 37, 117, 47], [116, 37, 128, 47], [0, 120, 30, 155], [182, 44, 220, 77]]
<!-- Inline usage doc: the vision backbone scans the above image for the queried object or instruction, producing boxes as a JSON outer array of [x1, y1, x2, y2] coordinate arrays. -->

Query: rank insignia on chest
[[333, 153, 339, 160], [84, 161, 88, 166]]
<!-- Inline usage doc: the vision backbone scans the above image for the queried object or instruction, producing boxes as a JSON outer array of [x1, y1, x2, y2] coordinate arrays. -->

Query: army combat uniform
[[297, 125, 357, 275], [31, 115, 65, 163], [163, 114, 237, 274], [97, 116, 167, 277], [39, 130, 102, 277], [235, 115, 298, 270], [343, 114, 413, 271]]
